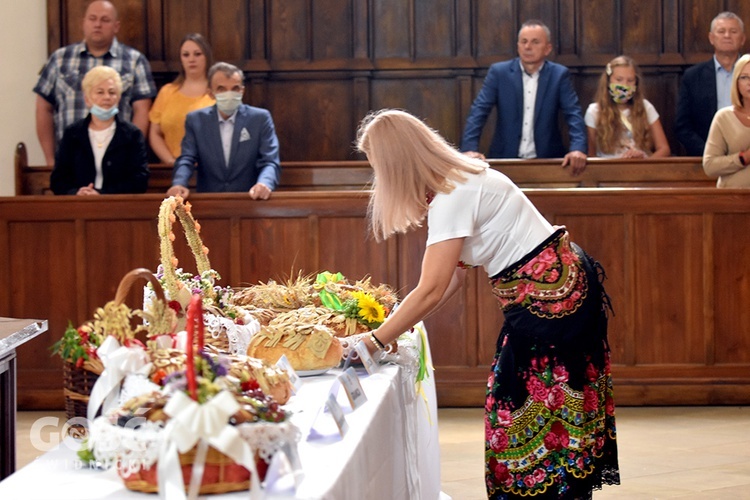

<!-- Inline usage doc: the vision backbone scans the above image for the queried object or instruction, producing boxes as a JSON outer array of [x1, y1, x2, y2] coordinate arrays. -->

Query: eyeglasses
[[739, 75, 750, 82]]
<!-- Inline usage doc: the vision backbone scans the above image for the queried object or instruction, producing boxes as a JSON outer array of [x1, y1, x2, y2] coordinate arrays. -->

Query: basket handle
[[115, 268, 166, 305], [158, 196, 213, 300]]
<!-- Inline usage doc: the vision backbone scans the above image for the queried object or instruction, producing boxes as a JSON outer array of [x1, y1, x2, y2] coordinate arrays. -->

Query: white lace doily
[[117, 374, 161, 408], [204, 312, 259, 356], [89, 416, 300, 475], [143, 286, 260, 356], [339, 331, 418, 367]]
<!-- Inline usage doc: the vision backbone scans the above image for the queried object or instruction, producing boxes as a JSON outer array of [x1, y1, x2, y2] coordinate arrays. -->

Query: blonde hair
[[81, 66, 122, 98], [593, 56, 652, 155], [356, 109, 487, 242], [731, 54, 750, 108]]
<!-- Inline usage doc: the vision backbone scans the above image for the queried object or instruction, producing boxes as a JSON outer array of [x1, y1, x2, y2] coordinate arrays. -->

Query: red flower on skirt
[[543, 421, 570, 451]]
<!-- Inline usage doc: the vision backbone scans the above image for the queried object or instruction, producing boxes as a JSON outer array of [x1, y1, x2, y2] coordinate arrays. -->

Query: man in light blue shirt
[[676, 12, 745, 156]]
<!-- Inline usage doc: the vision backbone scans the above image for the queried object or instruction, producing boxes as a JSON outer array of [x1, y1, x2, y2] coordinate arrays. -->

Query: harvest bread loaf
[[230, 272, 398, 331], [247, 306, 344, 371]]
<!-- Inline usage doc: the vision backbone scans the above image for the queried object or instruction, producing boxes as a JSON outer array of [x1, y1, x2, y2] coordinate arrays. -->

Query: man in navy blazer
[[675, 12, 745, 156], [167, 62, 280, 199], [460, 20, 588, 174]]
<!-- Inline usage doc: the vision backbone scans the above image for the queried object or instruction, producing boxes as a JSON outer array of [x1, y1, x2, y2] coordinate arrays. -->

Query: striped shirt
[[33, 38, 156, 141]]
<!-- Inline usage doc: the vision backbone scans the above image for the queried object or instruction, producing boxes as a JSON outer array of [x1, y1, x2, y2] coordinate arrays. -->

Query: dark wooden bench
[[13, 141, 714, 195]]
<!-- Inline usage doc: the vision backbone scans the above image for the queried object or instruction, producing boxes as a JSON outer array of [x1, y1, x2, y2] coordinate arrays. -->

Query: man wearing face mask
[[167, 62, 280, 199]]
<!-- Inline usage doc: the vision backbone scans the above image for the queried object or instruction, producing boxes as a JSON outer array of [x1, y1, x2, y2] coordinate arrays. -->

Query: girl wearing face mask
[[149, 33, 215, 165], [50, 66, 149, 195], [585, 55, 670, 158]]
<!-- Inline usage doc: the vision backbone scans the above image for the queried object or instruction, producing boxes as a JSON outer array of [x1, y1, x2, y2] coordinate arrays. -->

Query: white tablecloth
[[0, 325, 444, 500]]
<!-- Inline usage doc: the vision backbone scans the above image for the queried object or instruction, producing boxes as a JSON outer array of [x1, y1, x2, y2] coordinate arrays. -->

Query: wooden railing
[[14, 142, 714, 196], [13, 142, 374, 195], [2, 188, 749, 409]]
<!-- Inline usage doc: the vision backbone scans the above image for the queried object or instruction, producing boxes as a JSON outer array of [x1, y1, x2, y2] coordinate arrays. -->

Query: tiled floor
[[12, 406, 750, 499]]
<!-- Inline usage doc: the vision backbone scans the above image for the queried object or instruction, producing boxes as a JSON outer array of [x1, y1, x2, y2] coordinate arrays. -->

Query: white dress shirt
[[218, 110, 238, 167], [518, 61, 543, 159]]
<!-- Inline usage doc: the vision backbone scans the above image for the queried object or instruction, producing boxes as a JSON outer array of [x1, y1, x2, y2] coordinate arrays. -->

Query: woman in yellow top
[[149, 33, 215, 165]]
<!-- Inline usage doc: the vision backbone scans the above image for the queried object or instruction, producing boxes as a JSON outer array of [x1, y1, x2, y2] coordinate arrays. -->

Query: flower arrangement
[[314, 271, 389, 329], [341, 290, 387, 329], [51, 298, 154, 366], [51, 321, 104, 368]]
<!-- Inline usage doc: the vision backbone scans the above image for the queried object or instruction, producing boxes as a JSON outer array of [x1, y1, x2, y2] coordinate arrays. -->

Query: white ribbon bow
[[87, 336, 152, 421], [157, 390, 263, 500]]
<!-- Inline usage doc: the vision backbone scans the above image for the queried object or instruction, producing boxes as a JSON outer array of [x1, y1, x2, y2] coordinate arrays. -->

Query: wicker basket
[[61, 268, 170, 422], [62, 358, 103, 422], [119, 445, 269, 494], [95, 295, 291, 496]]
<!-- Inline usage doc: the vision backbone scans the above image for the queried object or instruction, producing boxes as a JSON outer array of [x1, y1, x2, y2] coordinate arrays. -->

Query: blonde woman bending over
[[356, 109, 620, 499]]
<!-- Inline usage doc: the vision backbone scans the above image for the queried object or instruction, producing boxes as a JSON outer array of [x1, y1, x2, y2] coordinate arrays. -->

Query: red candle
[[185, 294, 202, 401], [197, 297, 205, 352]]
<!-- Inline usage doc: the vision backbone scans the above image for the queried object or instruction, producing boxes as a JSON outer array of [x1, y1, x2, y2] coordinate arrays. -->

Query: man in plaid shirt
[[34, 0, 156, 165]]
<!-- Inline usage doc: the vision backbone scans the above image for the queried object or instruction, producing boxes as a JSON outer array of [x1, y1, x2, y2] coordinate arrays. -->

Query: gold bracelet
[[370, 332, 385, 350]]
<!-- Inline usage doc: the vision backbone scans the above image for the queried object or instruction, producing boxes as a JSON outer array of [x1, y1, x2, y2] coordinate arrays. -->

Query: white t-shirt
[[426, 168, 554, 276], [584, 100, 659, 158]]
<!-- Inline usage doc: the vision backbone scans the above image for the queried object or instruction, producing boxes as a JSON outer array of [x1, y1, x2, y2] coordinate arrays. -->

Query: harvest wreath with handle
[[150, 196, 259, 355]]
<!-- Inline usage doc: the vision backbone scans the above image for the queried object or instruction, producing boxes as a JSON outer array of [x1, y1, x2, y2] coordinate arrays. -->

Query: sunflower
[[352, 291, 386, 325]]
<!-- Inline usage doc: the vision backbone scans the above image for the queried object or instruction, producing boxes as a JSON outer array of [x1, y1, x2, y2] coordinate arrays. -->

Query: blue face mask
[[90, 104, 119, 121]]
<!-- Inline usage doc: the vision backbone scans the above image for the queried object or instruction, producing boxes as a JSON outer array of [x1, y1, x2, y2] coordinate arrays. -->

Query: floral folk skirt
[[485, 228, 620, 499]]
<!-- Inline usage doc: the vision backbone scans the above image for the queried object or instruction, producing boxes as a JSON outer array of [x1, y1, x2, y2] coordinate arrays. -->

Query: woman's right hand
[[149, 122, 177, 165]]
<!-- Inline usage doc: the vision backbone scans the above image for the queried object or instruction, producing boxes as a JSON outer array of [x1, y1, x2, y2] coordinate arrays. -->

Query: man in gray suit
[[167, 62, 280, 199]]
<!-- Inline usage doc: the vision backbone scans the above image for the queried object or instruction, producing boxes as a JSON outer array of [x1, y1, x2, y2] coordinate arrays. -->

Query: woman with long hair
[[148, 33, 215, 165], [703, 53, 750, 187], [586, 55, 670, 158], [357, 109, 620, 499]]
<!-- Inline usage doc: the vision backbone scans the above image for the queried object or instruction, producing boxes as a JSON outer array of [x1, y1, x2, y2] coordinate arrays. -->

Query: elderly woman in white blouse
[[703, 53, 750, 187], [50, 66, 149, 195]]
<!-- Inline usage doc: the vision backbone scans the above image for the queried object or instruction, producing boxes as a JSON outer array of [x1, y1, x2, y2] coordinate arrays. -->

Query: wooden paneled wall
[[3, 188, 750, 409], [45, 0, 750, 159]]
